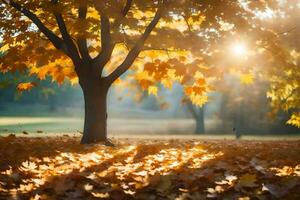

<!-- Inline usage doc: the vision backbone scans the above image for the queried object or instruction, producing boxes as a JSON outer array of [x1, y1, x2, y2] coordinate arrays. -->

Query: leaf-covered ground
[[0, 135, 299, 200]]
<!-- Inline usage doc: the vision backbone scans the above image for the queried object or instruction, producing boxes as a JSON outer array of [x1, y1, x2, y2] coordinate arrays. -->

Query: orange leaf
[[17, 82, 37, 92]]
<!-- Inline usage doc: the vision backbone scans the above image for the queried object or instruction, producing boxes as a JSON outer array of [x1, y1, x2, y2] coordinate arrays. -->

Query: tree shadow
[[0, 135, 108, 170]]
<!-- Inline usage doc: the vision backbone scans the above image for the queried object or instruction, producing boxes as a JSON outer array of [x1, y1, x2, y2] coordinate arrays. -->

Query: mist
[[0, 74, 298, 137]]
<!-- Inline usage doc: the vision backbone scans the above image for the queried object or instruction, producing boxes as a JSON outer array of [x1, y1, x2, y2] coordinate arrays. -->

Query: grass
[[0, 116, 299, 140], [0, 104, 83, 117]]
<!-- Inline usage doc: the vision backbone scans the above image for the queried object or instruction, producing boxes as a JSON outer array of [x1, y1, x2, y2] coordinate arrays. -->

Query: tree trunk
[[79, 76, 109, 144], [187, 101, 205, 134], [233, 102, 243, 139], [195, 107, 205, 134]]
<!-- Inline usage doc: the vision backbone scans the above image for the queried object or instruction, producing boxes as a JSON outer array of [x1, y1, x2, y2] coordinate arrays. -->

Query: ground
[[0, 135, 299, 200]]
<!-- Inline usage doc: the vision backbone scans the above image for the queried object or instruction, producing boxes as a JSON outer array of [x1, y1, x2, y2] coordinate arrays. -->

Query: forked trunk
[[79, 76, 109, 144]]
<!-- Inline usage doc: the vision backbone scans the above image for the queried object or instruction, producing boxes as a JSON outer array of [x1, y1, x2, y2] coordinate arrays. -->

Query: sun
[[231, 42, 247, 56]]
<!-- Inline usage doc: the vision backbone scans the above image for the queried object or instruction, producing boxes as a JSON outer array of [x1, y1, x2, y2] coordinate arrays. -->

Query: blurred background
[[0, 72, 299, 138]]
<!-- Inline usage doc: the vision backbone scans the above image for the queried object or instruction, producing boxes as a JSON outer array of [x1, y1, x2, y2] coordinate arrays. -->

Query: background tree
[[186, 102, 205, 134]]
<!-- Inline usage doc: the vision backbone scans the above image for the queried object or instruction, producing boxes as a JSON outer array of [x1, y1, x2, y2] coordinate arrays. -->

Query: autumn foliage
[[0, 0, 299, 199], [0, 0, 299, 141]]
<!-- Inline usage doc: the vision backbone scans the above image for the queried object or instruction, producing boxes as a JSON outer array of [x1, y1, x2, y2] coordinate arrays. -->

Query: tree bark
[[195, 107, 205, 134], [79, 74, 109, 144], [233, 101, 244, 139], [187, 101, 205, 134]]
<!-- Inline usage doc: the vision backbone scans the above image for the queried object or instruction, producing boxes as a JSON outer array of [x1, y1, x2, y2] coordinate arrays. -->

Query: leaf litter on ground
[[0, 135, 299, 199]]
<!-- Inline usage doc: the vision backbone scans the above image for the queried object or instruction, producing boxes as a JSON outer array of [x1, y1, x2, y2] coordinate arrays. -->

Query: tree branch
[[93, 14, 114, 71], [93, 0, 133, 74], [182, 15, 193, 32], [141, 46, 181, 53], [121, 0, 133, 18], [112, 0, 133, 28], [2, 0, 67, 54], [105, 4, 164, 85], [77, 1, 91, 61], [51, 0, 81, 63]]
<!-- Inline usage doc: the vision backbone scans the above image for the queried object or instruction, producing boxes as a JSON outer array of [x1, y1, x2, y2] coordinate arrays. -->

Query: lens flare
[[231, 43, 247, 56]]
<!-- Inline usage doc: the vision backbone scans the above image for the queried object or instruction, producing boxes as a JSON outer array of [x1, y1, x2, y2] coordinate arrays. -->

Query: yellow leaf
[[190, 94, 208, 106], [240, 73, 254, 85], [91, 192, 110, 198], [161, 78, 172, 89], [70, 77, 78, 85], [148, 86, 158, 96], [30, 194, 41, 200], [19, 161, 37, 172], [136, 71, 150, 80], [84, 183, 93, 191], [287, 113, 300, 128], [0, 44, 9, 52], [87, 7, 100, 20]]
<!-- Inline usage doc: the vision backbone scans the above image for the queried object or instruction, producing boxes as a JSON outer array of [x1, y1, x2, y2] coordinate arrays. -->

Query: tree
[[0, 0, 294, 144], [186, 101, 205, 134], [263, 4, 300, 128]]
